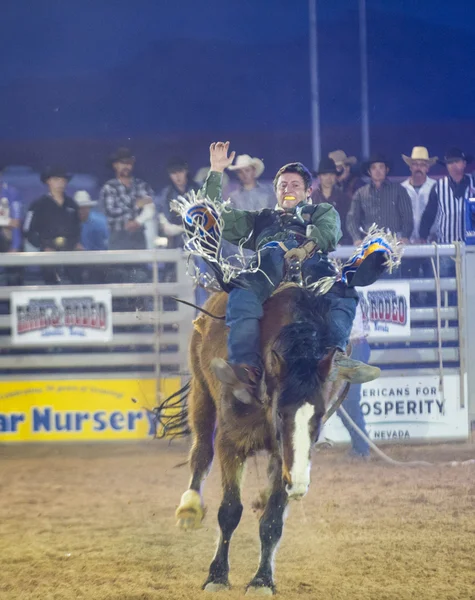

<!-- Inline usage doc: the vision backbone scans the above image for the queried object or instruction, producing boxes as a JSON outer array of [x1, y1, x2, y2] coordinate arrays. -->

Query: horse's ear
[[317, 347, 338, 381], [270, 350, 285, 378]]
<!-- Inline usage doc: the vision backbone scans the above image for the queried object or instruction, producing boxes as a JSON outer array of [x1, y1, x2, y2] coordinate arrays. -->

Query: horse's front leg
[[203, 436, 245, 592], [247, 455, 288, 596]]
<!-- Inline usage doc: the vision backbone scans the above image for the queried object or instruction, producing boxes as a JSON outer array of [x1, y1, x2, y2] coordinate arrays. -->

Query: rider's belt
[[261, 240, 290, 252]]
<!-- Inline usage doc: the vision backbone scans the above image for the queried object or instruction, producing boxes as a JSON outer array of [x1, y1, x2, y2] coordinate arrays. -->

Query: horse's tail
[[151, 380, 191, 440]]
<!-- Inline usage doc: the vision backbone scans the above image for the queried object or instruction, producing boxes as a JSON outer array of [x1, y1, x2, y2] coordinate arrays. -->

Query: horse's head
[[266, 293, 335, 499]]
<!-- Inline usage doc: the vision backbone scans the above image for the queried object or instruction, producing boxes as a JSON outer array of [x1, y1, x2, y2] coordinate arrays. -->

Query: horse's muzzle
[[285, 482, 309, 500]]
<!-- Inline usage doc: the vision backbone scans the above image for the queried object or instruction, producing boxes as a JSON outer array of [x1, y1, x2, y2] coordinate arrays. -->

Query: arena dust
[[1, 441, 474, 600]]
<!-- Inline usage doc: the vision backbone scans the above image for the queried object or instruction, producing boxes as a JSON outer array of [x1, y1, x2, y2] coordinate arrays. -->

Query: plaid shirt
[[347, 179, 414, 242], [100, 177, 154, 232]]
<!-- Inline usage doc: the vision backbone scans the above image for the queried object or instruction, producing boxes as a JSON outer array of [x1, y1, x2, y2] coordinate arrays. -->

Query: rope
[[338, 404, 474, 467]]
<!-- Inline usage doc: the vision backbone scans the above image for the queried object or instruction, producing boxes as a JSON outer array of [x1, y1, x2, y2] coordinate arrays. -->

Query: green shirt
[[202, 171, 342, 253]]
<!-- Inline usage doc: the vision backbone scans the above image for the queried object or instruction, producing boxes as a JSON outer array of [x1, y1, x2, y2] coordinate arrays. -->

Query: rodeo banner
[[324, 374, 469, 443], [11, 289, 113, 345], [0, 378, 181, 442], [357, 280, 411, 339]]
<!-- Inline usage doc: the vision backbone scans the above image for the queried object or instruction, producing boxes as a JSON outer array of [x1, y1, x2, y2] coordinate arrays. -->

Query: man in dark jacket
[[24, 166, 82, 284], [312, 157, 352, 245], [157, 157, 200, 249]]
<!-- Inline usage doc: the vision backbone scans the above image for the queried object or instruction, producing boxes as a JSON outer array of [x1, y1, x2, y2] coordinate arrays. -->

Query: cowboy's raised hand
[[209, 141, 236, 173]]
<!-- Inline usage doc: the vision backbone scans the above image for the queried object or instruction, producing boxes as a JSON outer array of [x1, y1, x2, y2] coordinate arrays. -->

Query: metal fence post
[[462, 245, 475, 427]]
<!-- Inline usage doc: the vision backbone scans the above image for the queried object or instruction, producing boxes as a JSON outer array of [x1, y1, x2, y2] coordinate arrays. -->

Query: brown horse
[[175, 284, 342, 595]]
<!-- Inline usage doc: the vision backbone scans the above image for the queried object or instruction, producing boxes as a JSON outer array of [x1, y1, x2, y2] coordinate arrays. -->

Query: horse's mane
[[272, 288, 331, 408]]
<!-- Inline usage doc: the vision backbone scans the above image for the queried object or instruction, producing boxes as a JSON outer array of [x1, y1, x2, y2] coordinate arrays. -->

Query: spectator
[[311, 157, 352, 245], [336, 302, 371, 459], [157, 157, 200, 249], [227, 154, 275, 210], [420, 147, 475, 282], [401, 146, 438, 242], [74, 191, 108, 284], [420, 147, 474, 246], [329, 149, 365, 198], [24, 166, 81, 284], [194, 166, 230, 191], [100, 147, 153, 250], [346, 153, 413, 246], [74, 191, 108, 251], [0, 165, 23, 285]]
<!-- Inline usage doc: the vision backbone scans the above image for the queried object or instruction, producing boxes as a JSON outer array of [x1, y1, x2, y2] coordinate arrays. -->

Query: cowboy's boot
[[331, 351, 380, 384], [211, 358, 262, 404]]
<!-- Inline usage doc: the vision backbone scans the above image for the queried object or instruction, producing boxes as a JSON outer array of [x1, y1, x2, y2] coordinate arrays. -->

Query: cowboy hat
[[362, 153, 391, 174], [328, 150, 357, 167], [167, 156, 189, 173], [227, 154, 265, 178], [74, 190, 97, 208], [402, 146, 438, 166], [438, 147, 474, 165], [194, 166, 230, 188], [40, 165, 72, 184], [108, 147, 135, 166], [316, 157, 338, 176]]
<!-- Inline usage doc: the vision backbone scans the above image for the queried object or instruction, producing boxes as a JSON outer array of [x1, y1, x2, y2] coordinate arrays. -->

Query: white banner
[[11, 289, 113, 345], [357, 280, 411, 339], [324, 375, 469, 443]]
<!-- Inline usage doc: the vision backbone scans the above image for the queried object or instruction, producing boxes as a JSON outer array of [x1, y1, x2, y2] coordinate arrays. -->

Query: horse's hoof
[[245, 586, 274, 596], [175, 489, 205, 530], [203, 582, 230, 592]]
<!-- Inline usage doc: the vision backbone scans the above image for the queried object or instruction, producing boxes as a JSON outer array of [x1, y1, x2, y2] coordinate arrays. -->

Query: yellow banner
[[0, 378, 181, 442]]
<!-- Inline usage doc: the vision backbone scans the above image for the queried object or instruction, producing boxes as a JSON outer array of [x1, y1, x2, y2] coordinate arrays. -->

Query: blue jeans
[[337, 338, 371, 456], [225, 240, 357, 367]]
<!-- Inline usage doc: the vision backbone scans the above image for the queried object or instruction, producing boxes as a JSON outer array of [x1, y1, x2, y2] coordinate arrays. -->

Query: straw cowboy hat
[[227, 154, 265, 178], [402, 146, 438, 166], [74, 190, 97, 207], [328, 150, 357, 167]]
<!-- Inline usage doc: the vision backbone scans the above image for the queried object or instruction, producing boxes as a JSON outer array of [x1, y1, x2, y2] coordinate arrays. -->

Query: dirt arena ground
[[1, 441, 474, 600]]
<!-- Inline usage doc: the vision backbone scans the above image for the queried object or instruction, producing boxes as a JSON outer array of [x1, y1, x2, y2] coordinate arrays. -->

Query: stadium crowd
[[0, 143, 473, 286]]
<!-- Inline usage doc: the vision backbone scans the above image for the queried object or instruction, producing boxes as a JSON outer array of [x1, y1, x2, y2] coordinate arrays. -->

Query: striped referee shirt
[[420, 174, 475, 243], [346, 179, 414, 242]]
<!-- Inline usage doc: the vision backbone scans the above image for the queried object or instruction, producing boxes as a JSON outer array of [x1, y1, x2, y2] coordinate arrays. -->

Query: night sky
[[1, 0, 474, 177]]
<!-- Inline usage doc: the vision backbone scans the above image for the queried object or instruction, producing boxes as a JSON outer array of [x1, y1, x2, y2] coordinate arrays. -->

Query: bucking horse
[[173, 283, 347, 595]]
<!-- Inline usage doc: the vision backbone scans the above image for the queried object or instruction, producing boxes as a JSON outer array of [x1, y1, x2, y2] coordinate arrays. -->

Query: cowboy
[[311, 157, 352, 244], [100, 147, 154, 250], [346, 153, 413, 246], [329, 149, 365, 198], [157, 157, 200, 249], [201, 142, 380, 401], [25, 166, 80, 253], [401, 147, 438, 242], [227, 153, 275, 211], [24, 166, 82, 284]]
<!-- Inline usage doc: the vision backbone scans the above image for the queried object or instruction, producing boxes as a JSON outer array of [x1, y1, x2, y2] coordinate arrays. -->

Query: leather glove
[[284, 240, 317, 261]]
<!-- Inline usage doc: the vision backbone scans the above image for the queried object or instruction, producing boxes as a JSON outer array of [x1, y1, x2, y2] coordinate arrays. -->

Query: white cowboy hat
[[194, 166, 230, 188], [402, 146, 438, 166], [328, 149, 357, 166], [74, 190, 97, 207], [227, 154, 265, 178]]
